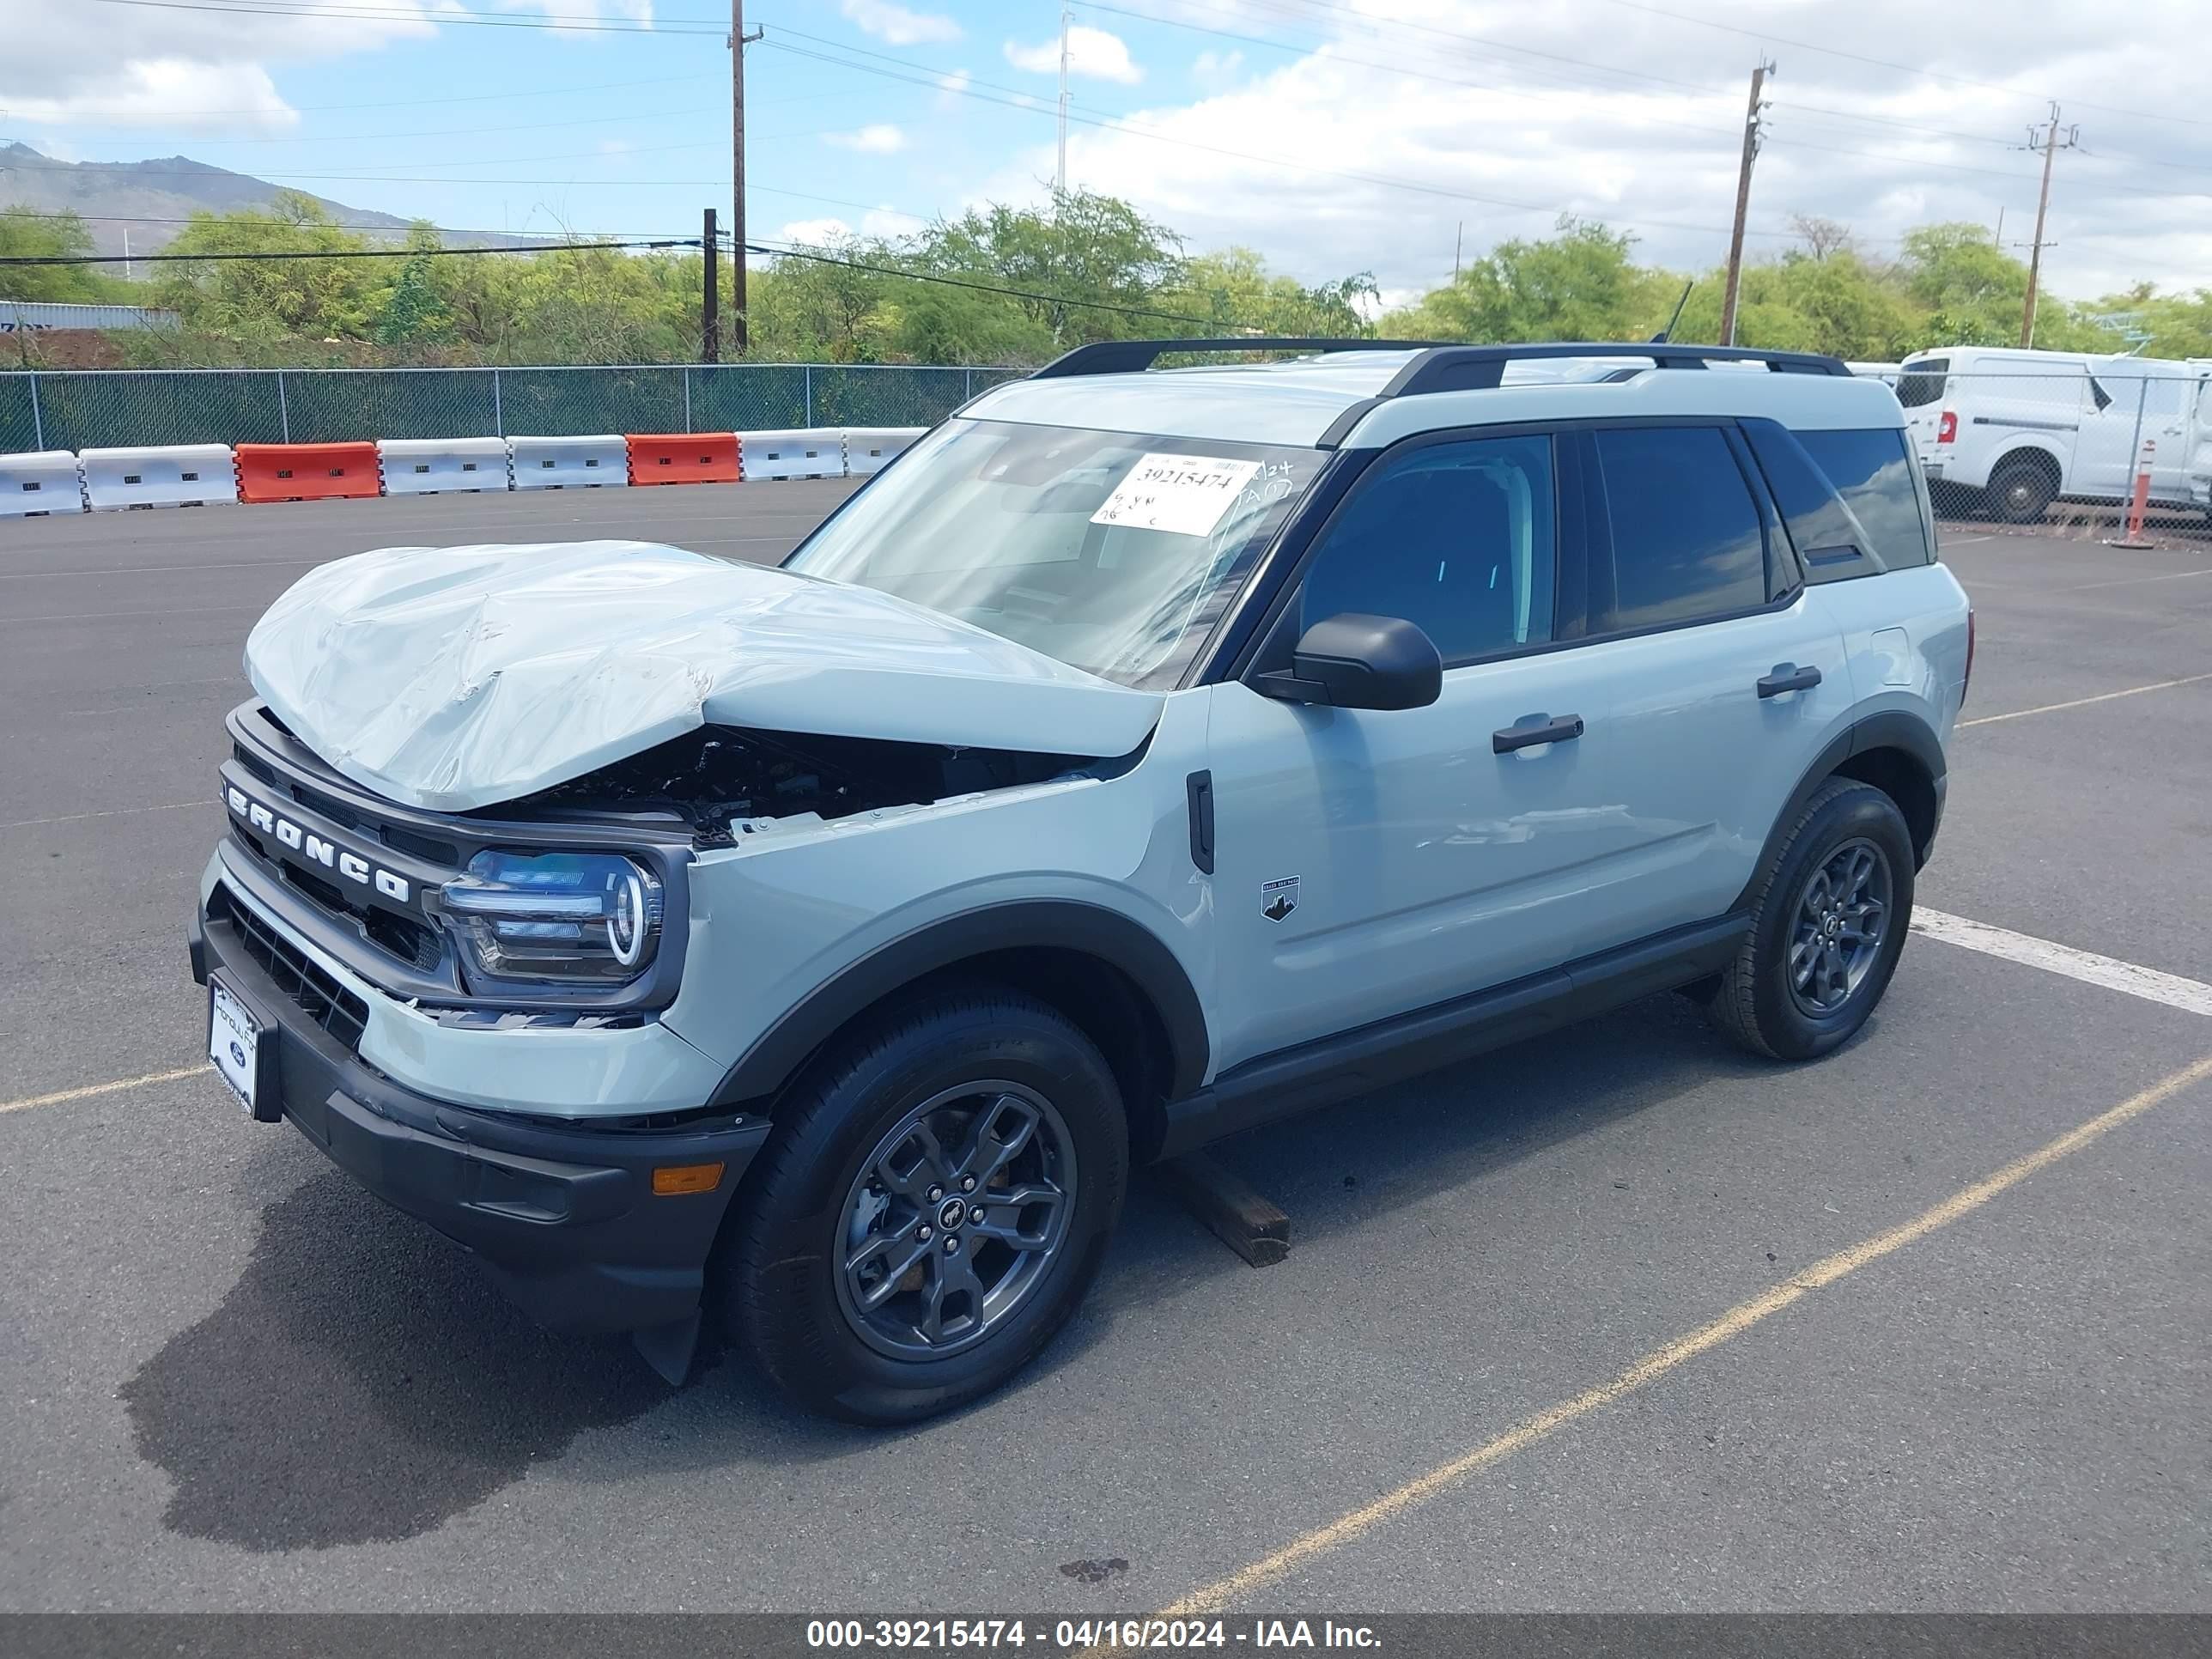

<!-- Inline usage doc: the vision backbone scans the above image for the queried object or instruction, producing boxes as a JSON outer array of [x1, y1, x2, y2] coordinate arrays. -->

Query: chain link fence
[[1883, 361, 2212, 540], [0, 363, 1028, 454]]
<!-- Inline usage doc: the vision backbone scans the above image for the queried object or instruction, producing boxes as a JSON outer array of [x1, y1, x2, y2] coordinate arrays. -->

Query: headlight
[[438, 850, 663, 986]]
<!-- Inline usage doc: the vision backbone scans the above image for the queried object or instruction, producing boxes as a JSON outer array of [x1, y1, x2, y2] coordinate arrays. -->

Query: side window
[[1294, 434, 1556, 665], [1749, 424, 1935, 579], [1591, 427, 1769, 631], [1795, 428, 1934, 571]]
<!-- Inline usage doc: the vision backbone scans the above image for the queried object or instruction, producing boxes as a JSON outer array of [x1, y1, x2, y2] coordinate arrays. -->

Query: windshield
[[786, 419, 1322, 691]]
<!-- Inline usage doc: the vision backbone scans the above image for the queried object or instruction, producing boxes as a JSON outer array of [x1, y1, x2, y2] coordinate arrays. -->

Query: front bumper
[[189, 896, 769, 1337]]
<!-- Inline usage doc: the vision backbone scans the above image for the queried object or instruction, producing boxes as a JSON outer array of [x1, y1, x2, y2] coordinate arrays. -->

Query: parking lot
[[2, 486, 2207, 1614]]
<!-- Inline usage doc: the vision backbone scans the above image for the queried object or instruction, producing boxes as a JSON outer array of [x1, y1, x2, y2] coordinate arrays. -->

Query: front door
[[1205, 430, 1633, 1073]]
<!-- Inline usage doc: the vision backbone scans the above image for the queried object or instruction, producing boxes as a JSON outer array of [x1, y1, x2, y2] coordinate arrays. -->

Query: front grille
[[276, 860, 443, 971], [213, 885, 370, 1053]]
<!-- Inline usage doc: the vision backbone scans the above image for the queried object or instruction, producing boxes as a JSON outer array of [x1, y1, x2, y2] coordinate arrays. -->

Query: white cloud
[[973, 2, 2212, 304], [936, 69, 973, 111], [776, 216, 854, 246], [0, 59, 301, 133], [1004, 25, 1142, 86], [840, 0, 961, 47], [824, 124, 909, 155], [1192, 50, 1244, 92]]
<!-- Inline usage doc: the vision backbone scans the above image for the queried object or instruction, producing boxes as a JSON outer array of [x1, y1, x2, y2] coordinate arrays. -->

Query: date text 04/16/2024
[[803, 1619, 1382, 1650]]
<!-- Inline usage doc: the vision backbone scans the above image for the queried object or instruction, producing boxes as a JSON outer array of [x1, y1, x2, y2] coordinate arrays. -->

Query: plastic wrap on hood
[[244, 540, 1164, 812]]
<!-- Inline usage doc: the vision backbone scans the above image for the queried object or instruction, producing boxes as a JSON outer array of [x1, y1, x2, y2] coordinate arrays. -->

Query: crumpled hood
[[245, 540, 1164, 812]]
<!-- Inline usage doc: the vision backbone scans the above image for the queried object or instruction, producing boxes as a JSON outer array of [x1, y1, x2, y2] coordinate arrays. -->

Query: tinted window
[[1593, 427, 1768, 629], [1296, 434, 1555, 664], [1894, 359, 1947, 409], [1794, 428, 1933, 571]]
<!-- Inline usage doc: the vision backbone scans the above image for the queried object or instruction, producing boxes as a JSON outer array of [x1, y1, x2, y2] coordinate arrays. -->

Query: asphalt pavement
[[1, 488, 2207, 1615]]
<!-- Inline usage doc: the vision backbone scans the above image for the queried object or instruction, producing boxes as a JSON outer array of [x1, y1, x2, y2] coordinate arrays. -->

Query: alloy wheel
[[834, 1081, 1076, 1360], [1788, 837, 1892, 1017]]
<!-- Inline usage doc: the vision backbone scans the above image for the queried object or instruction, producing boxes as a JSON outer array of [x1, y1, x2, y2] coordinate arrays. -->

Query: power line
[[82, 0, 726, 36], [1069, 0, 1743, 144], [5, 72, 720, 121], [737, 236, 1245, 329], [757, 33, 1793, 243], [0, 237, 699, 266], [1582, 0, 2212, 131]]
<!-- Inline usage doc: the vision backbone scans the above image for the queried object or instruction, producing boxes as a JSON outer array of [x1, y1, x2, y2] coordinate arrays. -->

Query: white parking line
[[2057, 567, 2212, 593], [1957, 671, 2212, 728], [1912, 908, 2212, 1018], [0, 1065, 211, 1117], [2, 799, 208, 832]]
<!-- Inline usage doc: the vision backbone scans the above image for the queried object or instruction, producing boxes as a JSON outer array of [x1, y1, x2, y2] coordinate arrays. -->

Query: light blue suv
[[191, 340, 1972, 1422]]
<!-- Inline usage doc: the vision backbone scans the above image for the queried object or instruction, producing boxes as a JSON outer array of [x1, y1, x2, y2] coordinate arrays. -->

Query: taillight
[[1936, 410, 1958, 444], [1962, 609, 1975, 708]]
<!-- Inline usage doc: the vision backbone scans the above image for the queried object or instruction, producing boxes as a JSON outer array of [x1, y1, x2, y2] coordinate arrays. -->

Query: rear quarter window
[[1747, 424, 1935, 580]]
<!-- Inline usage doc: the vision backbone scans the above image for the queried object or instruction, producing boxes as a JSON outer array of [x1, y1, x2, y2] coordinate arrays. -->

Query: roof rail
[[1027, 337, 1455, 379], [1374, 342, 1852, 398]]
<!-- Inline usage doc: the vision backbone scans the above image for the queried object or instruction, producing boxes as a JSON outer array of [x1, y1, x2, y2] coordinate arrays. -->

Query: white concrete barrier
[[0, 449, 86, 516], [740, 428, 843, 481], [508, 434, 628, 489], [379, 436, 512, 495], [81, 444, 237, 510], [841, 427, 926, 476]]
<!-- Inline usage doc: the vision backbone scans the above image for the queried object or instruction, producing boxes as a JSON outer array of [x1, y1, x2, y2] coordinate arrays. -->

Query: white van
[[1894, 346, 2209, 521]]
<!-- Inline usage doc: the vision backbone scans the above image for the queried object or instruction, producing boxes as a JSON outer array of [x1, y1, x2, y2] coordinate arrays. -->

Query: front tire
[[1711, 779, 1915, 1060], [715, 987, 1127, 1425]]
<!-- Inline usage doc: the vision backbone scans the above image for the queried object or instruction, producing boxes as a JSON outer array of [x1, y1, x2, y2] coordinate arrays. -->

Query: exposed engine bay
[[506, 724, 1098, 843]]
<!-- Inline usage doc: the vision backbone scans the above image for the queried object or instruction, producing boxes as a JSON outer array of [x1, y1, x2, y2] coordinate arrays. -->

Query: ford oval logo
[[229, 1042, 246, 1067]]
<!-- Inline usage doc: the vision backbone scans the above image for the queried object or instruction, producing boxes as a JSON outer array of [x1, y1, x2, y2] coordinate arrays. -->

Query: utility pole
[[123, 227, 132, 283], [1718, 57, 1774, 348], [2021, 102, 2077, 349], [1055, 0, 1072, 196], [1453, 221, 1463, 282], [702, 207, 720, 362], [728, 0, 762, 350]]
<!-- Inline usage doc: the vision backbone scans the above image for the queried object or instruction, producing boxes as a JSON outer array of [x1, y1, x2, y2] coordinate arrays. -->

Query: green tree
[[0, 207, 129, 304], [371, 226, 455, 347], [909, 188, 1187, 343], [1385, 217, 1674, 343], [155, 191, 383, 343], [1169, 246, 1377, 337]]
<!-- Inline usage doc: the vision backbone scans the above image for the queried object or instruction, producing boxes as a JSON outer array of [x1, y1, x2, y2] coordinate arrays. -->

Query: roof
[[964, 340, 1895, 449]]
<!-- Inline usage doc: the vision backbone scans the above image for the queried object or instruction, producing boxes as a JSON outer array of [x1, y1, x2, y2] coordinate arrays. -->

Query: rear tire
[[1711, 779, 1915, 1061], [715, 987, 1127, 1425], [1987, 457, 2057, 524]]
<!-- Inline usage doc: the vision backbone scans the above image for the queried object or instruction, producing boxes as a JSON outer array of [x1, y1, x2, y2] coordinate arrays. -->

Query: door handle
[[1757, 664, 1822, 698], [1492, 714, 1584, 753]]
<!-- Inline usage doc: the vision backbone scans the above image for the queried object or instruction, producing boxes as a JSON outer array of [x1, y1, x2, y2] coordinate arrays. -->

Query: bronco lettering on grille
[[225, 785, 410, 903]]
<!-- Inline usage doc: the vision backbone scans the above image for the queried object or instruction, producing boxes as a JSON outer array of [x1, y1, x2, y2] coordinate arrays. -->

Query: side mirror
[[1252, 612, 1443, 711]]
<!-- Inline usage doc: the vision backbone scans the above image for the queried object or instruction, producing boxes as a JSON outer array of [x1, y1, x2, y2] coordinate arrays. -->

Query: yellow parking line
[[1152, 1051, 2212, 1618], [1958, 671, 2212, 728], [0, 1065, 211, 1116]]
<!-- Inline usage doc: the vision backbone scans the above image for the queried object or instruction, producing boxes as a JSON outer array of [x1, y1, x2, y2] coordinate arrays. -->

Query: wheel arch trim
[[1735, 711, 1946, 912], [708, 900, 1211, 1108]]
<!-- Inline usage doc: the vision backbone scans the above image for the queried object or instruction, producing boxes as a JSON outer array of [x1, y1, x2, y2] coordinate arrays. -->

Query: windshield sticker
[[1091, 453, 1265, 538]]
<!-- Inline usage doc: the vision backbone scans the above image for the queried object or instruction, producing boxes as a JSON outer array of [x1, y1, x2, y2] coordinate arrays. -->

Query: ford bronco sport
[[190, 340, 1972, 1423]]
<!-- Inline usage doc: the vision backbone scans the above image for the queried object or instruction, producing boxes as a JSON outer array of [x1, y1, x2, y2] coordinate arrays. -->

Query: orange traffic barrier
[[235, 441, 382, 504], [625, 431, 740, 486]]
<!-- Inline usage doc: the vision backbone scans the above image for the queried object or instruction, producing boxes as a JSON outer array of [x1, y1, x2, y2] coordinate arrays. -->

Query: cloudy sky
[[4, 0, 2209, 307]]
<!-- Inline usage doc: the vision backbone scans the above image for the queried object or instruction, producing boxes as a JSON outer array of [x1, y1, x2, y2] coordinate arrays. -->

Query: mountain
[[0, 143, 534, 255]]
